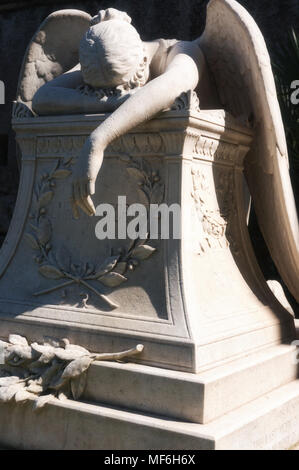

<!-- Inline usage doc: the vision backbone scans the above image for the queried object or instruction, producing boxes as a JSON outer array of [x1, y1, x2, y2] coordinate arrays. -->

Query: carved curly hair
[[79, 10, 147, 90]]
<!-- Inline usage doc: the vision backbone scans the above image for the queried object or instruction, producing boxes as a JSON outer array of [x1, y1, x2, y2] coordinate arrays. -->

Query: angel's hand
[[71, 140, 104, 218]]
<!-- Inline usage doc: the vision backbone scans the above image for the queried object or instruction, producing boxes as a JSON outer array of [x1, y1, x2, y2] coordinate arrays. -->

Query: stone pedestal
[[0, 109, 297, 449]]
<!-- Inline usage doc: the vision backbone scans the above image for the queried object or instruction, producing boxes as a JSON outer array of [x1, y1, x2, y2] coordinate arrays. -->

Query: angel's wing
[[199, 0, 299, 302], [16, 9, 91, 110]]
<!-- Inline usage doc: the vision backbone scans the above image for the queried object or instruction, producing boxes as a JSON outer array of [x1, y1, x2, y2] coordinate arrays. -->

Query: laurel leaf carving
[[62, 356, 92, 380], [52, 169, 72, 179], [0, 335, 144, 410], [70, 371, 87, 400], [37, 217, 52, 245], [131, 245, 156, 260], [151, 183, 165, 205], [38, 191, 54, 208], [25, 233, 39, 250], [38, 265, 63, 280], [98, 272, 127, 287], [33, 394, 54, 410], [94, 255, 119, 278], [113, 261, 127, 275], [127, 167, 145, 181], [8, 335, 28, 346]]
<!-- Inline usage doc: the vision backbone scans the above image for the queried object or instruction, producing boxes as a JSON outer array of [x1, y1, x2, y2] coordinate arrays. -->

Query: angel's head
[[79, 8, 149, 90]]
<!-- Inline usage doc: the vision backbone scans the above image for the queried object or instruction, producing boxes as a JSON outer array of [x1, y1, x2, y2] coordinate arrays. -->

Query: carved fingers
[[88, 179, 96, 196], [70, 138, 103, 218], [71, 199, 80, 220], [72, 179, 96, 218]]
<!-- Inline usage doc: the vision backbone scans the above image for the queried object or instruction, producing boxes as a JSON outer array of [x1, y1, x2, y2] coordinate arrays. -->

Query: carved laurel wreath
[[0, 334, 143, 409], [25, 152, 164, 309]]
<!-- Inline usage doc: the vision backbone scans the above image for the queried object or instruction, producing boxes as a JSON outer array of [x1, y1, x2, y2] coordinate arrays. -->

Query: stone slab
[[84, 344, 298, 424], [1, 379, 299, 450]]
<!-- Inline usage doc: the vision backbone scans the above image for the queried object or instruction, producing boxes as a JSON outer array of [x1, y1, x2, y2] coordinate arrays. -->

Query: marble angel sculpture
[[15, 0, 299, 302]]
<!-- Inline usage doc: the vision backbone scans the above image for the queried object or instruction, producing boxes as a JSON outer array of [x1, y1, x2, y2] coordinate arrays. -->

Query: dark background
[[0, 0, 298, 314]]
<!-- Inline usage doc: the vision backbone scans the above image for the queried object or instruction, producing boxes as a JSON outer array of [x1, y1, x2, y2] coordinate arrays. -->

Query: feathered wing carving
[[16, 9, 91, 110], [199, 0, 299, 302]]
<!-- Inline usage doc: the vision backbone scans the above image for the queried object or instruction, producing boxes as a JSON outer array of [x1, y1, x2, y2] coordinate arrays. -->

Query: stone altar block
[[0, 109, 298, 450], [0, 108, 295, 376]]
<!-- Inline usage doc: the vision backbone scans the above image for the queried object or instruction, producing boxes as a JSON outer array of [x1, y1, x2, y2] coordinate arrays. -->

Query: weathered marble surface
[[1, 377, 299, 450], [0, 0, 298, 451], [0, 333, 144, 409], [0, 108, 293, 374]]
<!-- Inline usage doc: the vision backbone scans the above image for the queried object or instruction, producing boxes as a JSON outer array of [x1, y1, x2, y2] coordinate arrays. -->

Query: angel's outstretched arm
[[72, 41, 204, 216]]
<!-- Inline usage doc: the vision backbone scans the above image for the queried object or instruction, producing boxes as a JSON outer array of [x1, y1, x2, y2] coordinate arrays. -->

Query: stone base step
[[1, 379, 299, 450], [83, 344, 298, 423]]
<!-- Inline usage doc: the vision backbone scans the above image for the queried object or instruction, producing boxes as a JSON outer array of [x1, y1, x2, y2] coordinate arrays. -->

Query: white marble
[[1, 0, 298, 450]]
